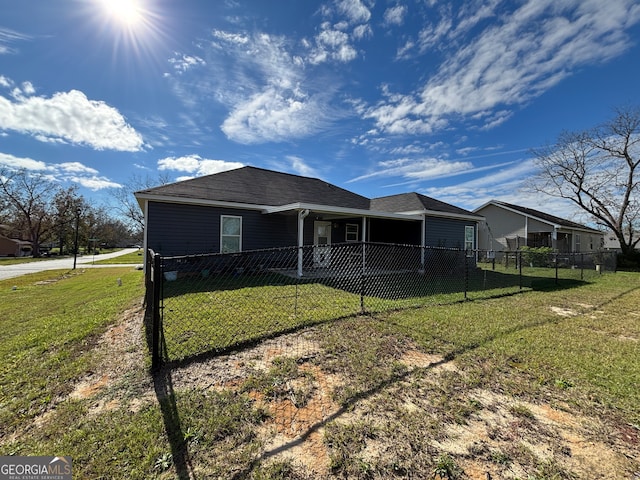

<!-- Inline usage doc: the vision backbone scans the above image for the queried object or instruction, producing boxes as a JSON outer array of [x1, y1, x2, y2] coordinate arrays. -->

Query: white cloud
[[420, 159, 538, 210], [0, 152, 120, 191], [55, 162, 99, 175], [366, 0, 640, 135], [349, 157, 474, 183], [0, 28, 31, 55], [0, 89, 145, 151], [383, 5, 408, 27], [0, 152, 47, 171], [157, 154, 243, 177], [184, 30, 342, 144], [168, 53, 205, 73], [336, 0, 372, 25], [221, 86, 322, 143], [309, 23, 359, 65], [69, 176, 122, 190], [287, 155, 319, 178]]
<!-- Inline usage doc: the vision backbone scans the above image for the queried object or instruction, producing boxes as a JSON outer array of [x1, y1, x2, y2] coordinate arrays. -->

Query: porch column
[[361, 216, 367, 273], [297, 209, 310, 277]]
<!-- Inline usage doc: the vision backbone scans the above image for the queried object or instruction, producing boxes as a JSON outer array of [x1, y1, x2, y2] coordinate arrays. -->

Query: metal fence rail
[[145, 243, 616, 368]]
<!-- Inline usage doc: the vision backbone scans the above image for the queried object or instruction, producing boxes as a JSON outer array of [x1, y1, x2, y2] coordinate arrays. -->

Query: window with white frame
[[345, 223, 359, 242], [221, 215, 242, 253], [575, 234, 581, 252], [464, 225, 475, 252]]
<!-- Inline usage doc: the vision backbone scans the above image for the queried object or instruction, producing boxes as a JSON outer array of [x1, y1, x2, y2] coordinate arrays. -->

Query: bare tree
[[0, 168, 59, 256], [531, 106, 640, 258], [109, 172, 171, 234]]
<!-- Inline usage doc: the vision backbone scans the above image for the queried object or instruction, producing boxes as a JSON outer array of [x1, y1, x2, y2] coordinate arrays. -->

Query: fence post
[[360, 242, 366, 313], [518, 250, 522, 290], [555, 253, 559, 285], [464, 251, 468, 300], [151, 252, 162, 371], [580, 253, 584, 280]]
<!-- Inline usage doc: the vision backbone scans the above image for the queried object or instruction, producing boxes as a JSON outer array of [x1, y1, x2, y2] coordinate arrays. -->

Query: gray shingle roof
[[490, 201, 601, 232], [137, 166, 480, 218], [136, 166, 370, 209], [371, 192, 479, 217]]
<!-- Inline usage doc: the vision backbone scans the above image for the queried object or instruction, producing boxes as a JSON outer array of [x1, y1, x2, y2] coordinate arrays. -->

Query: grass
[[158, 263, 598, 364], [0, 268, 144, 437], [93, 249, 145, 264], [1, 267, 638, 478], [0, 256, 55, 265], [389, 271, 640, 423]]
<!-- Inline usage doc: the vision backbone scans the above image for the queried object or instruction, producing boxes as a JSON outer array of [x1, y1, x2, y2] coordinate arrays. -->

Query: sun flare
[[99, 0, 145, 26]]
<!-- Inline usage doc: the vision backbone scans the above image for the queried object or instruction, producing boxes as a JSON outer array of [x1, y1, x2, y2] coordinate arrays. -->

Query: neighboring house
[[135, 167, 482, 274], [0, 235, 32, 257], [474, 200, 604, 253]]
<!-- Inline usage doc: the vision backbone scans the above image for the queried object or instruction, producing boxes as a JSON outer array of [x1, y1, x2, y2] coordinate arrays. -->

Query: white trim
[[297, 209, 309, 277], [346, 223, 359, 242], [220, 215, 242, 253], [262, 202, 423, 221], [135, 193, 273, 212], [395, 209, 484, 222]]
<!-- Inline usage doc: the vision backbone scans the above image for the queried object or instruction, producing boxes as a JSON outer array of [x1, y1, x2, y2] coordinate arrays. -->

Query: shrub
[[520, 246, 554, 267]]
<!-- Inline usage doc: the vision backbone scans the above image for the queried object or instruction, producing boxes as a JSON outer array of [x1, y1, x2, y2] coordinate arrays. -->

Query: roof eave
[[475, 201, 600, 233], [396, 209, 484, 222], [263, 203, 423, 221]]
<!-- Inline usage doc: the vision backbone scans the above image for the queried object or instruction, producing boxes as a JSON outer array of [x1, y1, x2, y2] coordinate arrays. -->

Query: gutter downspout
[[297, 209, 310, 277]]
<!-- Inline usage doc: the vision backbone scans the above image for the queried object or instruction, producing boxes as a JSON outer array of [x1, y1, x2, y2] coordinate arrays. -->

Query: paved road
[[0, 248, 143, 281]]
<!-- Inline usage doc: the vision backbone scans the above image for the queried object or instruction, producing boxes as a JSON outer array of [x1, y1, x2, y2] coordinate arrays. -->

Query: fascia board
[[263, 202, 423, 221], [134, 193, 272, 211], [399, 209, 484, 222]]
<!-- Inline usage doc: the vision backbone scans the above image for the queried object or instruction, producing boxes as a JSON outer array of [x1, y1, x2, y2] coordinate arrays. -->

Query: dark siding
[[147, 202, 298, 255], [425, 217, 475, 249], [369, 219, 421, 245]]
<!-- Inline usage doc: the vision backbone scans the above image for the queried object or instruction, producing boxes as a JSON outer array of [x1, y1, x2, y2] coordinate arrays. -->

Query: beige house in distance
[[473, 200, 604, 253]]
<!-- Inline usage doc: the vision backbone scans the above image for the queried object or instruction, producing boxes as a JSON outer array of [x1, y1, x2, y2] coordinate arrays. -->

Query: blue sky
[[1, 0, 639, 220]]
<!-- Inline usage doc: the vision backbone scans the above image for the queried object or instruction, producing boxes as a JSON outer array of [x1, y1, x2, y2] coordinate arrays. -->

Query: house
[[0, 235, 32, 257], [473, 200, 604, 253], [135, 166, 483, 274]]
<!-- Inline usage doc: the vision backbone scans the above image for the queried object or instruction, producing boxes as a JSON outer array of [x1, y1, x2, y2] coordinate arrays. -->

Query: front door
[[313, 221, 332, 267]]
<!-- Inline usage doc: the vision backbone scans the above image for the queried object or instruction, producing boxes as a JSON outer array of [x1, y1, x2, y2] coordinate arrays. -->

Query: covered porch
[[261, 203, 424, 277]]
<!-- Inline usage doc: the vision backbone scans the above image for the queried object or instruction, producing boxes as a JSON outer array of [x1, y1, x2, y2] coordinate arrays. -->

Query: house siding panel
[[425, 218, 475, 249], [147, 202, 299, 255], [476, 204, 526, 250]]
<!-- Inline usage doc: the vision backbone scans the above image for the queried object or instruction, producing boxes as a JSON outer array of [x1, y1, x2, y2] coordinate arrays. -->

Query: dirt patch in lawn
[[66, 304, 152, 414], [37, 312, 640, 479]]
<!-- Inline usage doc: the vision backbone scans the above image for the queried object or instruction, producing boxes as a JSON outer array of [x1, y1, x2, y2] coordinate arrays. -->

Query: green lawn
[[0, 268, 144, 437], [92, 249, 145, 264], [1, 268, 638, 479]]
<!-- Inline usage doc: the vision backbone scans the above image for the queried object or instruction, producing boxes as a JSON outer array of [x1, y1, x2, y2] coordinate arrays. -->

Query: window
[[345, 223, 359, 242], [575, 234, 581, 252], [221, 215, 242, 253], [464, 225, 475, 252]]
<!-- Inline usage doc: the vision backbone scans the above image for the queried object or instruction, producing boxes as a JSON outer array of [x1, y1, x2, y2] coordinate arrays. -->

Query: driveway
[[0, 248, 142, 281]]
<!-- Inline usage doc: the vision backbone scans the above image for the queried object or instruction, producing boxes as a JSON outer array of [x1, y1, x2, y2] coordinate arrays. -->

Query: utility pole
[[73, 207, 81, 269]]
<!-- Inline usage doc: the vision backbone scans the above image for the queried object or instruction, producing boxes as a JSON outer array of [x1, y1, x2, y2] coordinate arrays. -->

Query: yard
[[1, 267, 638, 478]]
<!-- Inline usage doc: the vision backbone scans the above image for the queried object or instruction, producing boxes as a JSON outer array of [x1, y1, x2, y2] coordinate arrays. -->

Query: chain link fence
[[145, 243, 616, 368]]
